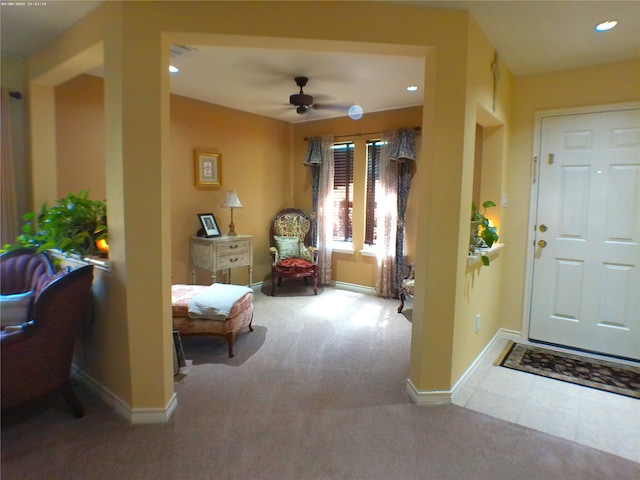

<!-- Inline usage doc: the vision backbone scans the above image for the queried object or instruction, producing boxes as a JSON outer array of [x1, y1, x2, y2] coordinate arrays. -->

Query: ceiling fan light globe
[[296, 105, 307, 114]]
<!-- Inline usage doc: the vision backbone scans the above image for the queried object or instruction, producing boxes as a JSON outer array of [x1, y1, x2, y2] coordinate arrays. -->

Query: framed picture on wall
[[197, 213, 221, 238], [194, 150, 222, 188]]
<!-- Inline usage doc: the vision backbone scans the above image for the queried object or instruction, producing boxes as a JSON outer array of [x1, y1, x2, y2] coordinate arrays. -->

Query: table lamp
[[221, 190, 244, 236]]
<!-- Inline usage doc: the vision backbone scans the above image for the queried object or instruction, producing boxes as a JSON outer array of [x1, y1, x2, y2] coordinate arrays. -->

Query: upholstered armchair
[[397, 263, 415, 313], [269, 208, 319, 296], [1, 248, 56, 328], [1, 264, 94, 418]]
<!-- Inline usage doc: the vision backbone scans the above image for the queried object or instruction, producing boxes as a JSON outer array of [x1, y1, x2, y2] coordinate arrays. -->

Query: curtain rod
[[9, 91, 23, 100], [304, 125, 421, 141]]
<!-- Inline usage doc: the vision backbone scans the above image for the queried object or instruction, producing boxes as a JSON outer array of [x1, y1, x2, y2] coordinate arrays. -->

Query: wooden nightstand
[[190, 235, 253, 286]]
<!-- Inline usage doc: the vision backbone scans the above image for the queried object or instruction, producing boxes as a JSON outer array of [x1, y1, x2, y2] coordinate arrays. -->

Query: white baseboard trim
[[450, 328, 522, 402], [254, 279, 376, 296], [73, 366, 178, 424], [74, 367, 132, 420], [406, 378, 451, 405], [334, 281, 376, 295], [130, 394, 178, 424], [407, 328, 523, 406], [497, 328, 522, 343]]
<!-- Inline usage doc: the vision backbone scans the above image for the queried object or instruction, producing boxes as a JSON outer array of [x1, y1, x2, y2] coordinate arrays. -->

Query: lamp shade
[[221, 190, 244, 209]]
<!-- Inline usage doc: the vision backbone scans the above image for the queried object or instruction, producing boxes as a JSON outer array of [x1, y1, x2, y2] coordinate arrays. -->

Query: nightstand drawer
[[216, 239, 250, 255], [217, 252, 251, 269]]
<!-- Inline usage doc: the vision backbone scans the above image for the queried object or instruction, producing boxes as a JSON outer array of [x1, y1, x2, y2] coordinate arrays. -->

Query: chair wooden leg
[[225, 332, 236, 357], [313, 276, 318, 295], [397, 293, 406, 313], [60, 382, 85, 419], [271, 275, 276, 296]]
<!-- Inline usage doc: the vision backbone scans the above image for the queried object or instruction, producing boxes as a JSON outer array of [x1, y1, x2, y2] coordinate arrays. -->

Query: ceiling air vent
[[170, 44, 198, 58]]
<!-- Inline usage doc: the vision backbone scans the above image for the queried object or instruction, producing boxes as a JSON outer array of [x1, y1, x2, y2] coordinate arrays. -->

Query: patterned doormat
[[499, 343, 640, 399]]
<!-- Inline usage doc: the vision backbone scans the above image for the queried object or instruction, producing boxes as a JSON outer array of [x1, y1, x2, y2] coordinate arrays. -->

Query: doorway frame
[[521, 101, 640, 347]]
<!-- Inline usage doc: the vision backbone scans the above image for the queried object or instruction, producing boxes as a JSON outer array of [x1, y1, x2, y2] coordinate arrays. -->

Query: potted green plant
[[3, 190, 108, 258], [470, 200, 499, 266]]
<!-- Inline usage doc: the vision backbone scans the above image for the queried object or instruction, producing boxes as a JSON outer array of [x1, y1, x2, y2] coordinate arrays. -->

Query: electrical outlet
[[475, 314, 481, 333]]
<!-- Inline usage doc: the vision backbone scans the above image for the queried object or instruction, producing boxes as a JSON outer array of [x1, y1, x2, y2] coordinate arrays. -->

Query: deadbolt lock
[[538, 240, 547, 248], [539, 224, 548, 232]]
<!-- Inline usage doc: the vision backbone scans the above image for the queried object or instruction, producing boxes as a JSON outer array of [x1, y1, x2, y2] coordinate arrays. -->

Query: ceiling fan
[[289, 76, 315, 114], [288, 76, 352, 116]]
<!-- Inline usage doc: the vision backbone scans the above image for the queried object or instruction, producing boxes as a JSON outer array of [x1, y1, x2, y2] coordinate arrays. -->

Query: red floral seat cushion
[[275, 257, 316, 274]]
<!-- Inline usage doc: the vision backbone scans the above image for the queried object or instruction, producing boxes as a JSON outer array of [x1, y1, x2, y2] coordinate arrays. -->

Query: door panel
[[529, 108, 640, 360]]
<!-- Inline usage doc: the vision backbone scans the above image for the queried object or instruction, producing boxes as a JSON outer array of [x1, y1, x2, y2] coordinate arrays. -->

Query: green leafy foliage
[[470, 200, 499, 266], [3, 190, 108, 257]]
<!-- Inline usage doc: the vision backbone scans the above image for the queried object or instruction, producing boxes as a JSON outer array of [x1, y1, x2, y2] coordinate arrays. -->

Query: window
[[332, 142, 354, 242], [365, 140, 383, 245]]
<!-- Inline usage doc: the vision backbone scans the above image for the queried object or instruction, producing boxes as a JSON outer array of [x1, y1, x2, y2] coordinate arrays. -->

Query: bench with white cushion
[[171, 283, 254, 357]]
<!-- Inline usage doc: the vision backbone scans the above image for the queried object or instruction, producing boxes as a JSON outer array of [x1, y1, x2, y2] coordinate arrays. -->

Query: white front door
[[529, 107, 640, 360]]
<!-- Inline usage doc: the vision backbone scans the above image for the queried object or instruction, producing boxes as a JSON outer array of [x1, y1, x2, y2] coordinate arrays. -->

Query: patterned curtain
[[375, 131, 397, 297], [304, 136, 334, 285], [390, 128, 417, 291], [395, 161, 413, 288], [304, 137, 323, 245]]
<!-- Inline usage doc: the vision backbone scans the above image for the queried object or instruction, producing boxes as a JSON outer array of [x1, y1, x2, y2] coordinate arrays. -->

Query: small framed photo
[[194, 151, 221, 188], [197, 213, 221, 238]]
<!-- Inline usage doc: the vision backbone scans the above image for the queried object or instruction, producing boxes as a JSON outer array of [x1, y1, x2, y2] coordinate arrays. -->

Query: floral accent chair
[[397, 262, 415, 313], [269, 208, 319, 296]]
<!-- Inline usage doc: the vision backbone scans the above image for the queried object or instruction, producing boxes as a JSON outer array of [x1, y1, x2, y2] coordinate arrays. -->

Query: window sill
[[359, 248, 377, 258], [332, 243, 355, 255], [467, 243, 504, 268], [49, 250, 112, 272]]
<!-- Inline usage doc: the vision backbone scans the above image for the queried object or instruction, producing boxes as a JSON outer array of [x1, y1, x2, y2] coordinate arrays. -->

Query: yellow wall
[[1, 55, 31, 225], [25, 0, 509, 412], [54, 75, 292, 286], [449, 17, 512, 385], [291, 107, 423, 288], [502, 59, 640, 333], [55, 75, 106, 199], [53, 75, 422, 288], [17, 0, 640, 416], [169, 94, 291, 285]]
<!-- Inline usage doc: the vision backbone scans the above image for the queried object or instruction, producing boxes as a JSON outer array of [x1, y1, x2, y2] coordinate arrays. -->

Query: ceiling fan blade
[[312, 103, 350, 112]]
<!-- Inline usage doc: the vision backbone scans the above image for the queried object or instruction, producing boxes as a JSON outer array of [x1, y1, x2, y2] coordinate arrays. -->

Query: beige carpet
[[2, 285, 639, 479]]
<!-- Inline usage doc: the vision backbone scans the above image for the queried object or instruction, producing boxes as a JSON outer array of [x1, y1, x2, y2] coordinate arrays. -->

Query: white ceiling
[[2, 1, 638, 124]]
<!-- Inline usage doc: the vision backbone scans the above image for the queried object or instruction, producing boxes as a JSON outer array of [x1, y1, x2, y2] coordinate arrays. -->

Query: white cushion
[[1, 291, 34, 328], [188, 284, 253, 321]]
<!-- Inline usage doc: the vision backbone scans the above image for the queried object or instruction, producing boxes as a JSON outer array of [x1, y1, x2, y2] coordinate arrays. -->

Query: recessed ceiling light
[[595, 20, 618, 32], [169, 65, 179, 73], [406, 85, 418, 92]]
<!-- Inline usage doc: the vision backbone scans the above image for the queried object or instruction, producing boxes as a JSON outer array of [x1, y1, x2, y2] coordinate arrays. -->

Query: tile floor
[[452, 337, 640, 463]]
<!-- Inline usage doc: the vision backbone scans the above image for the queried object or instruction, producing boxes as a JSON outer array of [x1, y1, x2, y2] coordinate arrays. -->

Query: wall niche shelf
[[467, 243, 504, 268]]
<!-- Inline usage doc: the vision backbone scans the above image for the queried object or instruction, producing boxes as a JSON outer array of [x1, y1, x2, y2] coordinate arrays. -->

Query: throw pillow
[[299, 242, 313, 262], [0, 291, 34, 328], [274, 236, 300, 260]]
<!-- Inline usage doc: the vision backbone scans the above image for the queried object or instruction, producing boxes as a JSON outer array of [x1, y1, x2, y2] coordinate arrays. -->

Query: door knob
[[538, 240, 547, 248], [539, 224, 548, 232]]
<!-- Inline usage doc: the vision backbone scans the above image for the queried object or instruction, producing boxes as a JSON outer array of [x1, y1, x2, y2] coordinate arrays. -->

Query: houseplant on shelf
[[3, 190, 108, 258], [470, 200, 499, 266]]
